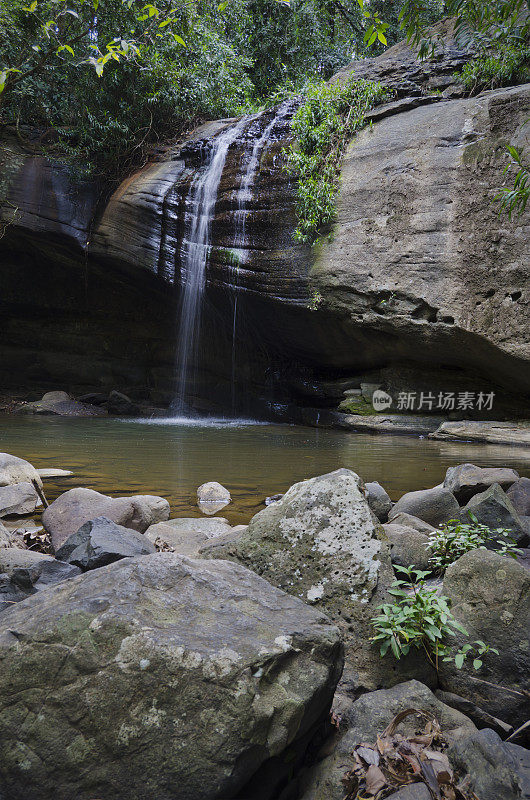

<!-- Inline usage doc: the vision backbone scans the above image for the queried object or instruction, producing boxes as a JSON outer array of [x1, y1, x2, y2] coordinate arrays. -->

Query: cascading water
[[173, 118, 248, 415]]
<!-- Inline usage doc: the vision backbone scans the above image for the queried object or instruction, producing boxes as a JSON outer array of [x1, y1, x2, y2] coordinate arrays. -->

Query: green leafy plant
[[285, 74, 388, 243], [450, 640, 499, 671], [494, 144, 529, 219], [427, 518, 522, 573], [307, 288, 323, 310], [371, 566, 469, 669]]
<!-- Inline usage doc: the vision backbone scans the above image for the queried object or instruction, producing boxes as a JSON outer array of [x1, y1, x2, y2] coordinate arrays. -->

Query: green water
[[1, 415, 529, 525]]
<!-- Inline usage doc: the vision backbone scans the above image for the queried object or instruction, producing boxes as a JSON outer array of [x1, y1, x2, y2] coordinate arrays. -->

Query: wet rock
[[0, 482, 41, 518], [365, 481, 392, 522], [145, 521, 208, 556], [435, 690, 513, 738], [299, 680, 475, 800], [336, 414, 443, 435], [386, 512, 437, 535], [204, 469, 435, 692], [55, 516, 156, 570], [440, 549, 530, 728], [507, 478, 530, 517], [446, 728, 524, 800], [0, 452, 42, 489], [458, 483, 528, 546], [443, 463, 519, 504], [106, 390, 140, 416], [389, 487, 459, 527], [43, 487, 170, 551], [430, 422, 530, 447], [0, 552, 342, 800], [16, 391, 107, 417], [197, 482, 231, 515], [383, 523, 431, 571]]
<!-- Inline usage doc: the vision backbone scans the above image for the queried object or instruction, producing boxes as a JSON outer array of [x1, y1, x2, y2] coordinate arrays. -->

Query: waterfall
[[173, 118, 248, 415]]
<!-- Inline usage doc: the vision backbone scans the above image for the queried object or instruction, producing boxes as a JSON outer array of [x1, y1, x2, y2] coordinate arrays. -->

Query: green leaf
[[377, 31, 387, 45], [455, 653, 465, 668], [473, 658, 482, 670], [173, 34, 186, 46], [390, 638, 401, 659]]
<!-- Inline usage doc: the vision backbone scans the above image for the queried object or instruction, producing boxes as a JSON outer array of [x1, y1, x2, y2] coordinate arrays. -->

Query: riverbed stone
[[0, 482, 41, 518], [37, 468, 74, 479], [365, 481, 392, 522], [429, 422, 530, 447], [106, 390, 140, 416], [507, 478, 530, 517], [0, 552, 343, 800], [144, 521, 208, 556], [43, 487, 170, 551], [163, 517, 232, 537], [55, 516, 156, 570], [204, 468, 435, 691], [0, 452, 43, 489], [458, 483, 528, 545], [388, 486, 459, 527], [385, 512, 437, 535], [299, 680, 475, 800], [439, 549, 530, 728], [197, 482, 231, 515], [446, 728, 524, 800], [0, 548, 80, 596], [16, 391, 108, 417], [443, 463, 519, 504], [382, 523, 431, 570]]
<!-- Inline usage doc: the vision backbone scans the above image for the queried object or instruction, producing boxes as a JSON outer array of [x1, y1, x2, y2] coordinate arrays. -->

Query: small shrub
[[371, 566, 498, 671], [459, 41, 530, 92], [427, 517, 522, 573]]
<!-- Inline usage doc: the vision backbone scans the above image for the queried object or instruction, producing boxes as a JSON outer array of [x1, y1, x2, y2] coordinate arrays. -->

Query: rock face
[[55, 516, 156, 570], [0, 548, 80, 598], [444, 463, 519, 504], [388, 487, 459, 527], [507, 478, 530, 517], [1, 26, 528, 412], [0, 553, 342, 800], [458, 483, 528, 546], [0, 453, 42, 489], [440, 549, 530, 728], [43, 488, 170, 550], [204, 469, 435, 691]]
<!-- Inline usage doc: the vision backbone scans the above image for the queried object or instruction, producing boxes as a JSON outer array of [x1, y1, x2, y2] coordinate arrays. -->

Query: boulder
[[385, 512, 437, 535], [0, 452, 42, 489], [299, 680, 475, 800], [0, 522, 14, 549], [37, 468, 73, 479], [435, 690, 512, 738], [144, 521, 208, 556], [197, 482, 231, 514], [43, 487, 170, 551], [106, 390, 140, 416], [163, 517, 232, 538], [204, 469, 435, 692], [388, 487, 459, 527], [507, 478, 530, 517], [365, 481, 392, 522], [0, 548, 80, 595], [430, 422, 530, 447], [443, 463, 519, 504], [0, 553, 343, 800], [446, 728, 524, 800], [458, 483, 528, 546], [198, 528, 246, 555], [55, 516, 156, 570], [386, 788, 431, 800], [0, 574, 28, 612], [0, 482, 41, 517], [382, 523, 431, 571], [440, 549, 530, 728]]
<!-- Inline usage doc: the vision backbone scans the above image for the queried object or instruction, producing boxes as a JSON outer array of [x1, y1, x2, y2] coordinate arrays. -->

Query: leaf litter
[[341, 708, 480, 799]]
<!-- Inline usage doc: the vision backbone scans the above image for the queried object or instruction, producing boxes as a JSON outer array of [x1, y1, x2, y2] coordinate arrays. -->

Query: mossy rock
[[338, 396, 376, 415]]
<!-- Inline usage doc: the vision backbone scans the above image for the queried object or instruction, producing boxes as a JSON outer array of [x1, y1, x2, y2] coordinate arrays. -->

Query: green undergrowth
[[459, 41, 530, 91], [285, 75, 389, 244]]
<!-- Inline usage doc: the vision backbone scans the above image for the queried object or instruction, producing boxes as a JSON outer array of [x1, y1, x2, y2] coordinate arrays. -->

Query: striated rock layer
[[1, 25, 528, 411]]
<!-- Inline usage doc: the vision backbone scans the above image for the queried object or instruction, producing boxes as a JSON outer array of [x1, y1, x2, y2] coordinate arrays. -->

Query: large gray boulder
[[0, 549, 80, 609], [446, 728, 525, 800], [17, 390, 107, 417], [507, 478, 530, 517], [299, 680, 475, 800], [43, 487, 170, 551], [0, 521, 14, 549], [0, 482, 42, 517], [365, 481, 392, 522], [458, 483, 528, 546], [55, 516, 156, 570], [388, 486, 459, 527], [145, 522, 208, 556], [382, 523, 431, 571], [444, 463, 519, 503], [385, 512, 437, 535], [204, 469, 435, 692], [0, 452, 42, 489], [0, 553, 342, 800], [440, 549, 530, 728]]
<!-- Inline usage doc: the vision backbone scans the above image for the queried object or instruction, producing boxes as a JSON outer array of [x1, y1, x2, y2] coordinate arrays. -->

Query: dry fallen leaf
[[365, 764, 386, 795]]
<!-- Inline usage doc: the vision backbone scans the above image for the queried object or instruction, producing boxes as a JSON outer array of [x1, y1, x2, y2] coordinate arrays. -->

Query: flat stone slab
[[336, 414, 446, 435], [430, 421, 530, 446], [37, 468, 74, 479]]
